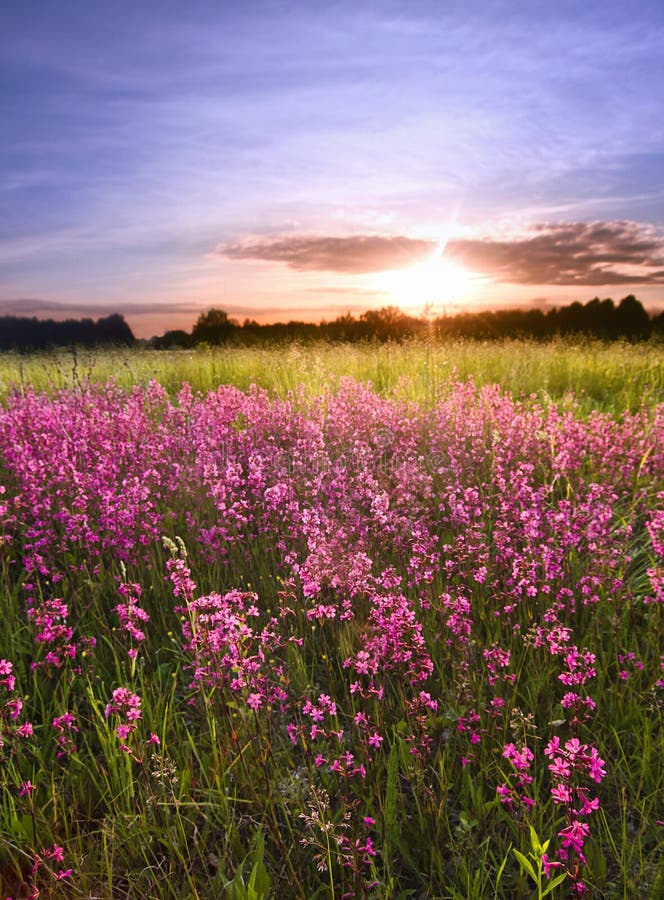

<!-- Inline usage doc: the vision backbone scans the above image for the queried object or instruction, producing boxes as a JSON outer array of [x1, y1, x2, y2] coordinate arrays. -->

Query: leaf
[[494, 842, 511, 890], [10, 813, 36, 843], [513, 849, 537, 883], [529, 824, 542, 856], [541, 871, 568, 896], [225, 866, 247, 899], [247, 830, 271, 899]]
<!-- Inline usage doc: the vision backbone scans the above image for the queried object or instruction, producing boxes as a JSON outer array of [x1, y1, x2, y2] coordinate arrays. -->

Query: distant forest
[[0, 313, 134, 351], [1, 295, 663, 351], [156, 294, 663, 347]]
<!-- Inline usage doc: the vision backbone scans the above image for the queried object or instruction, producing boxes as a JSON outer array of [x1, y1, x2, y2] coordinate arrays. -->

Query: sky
[[2, 0, 664, 338]]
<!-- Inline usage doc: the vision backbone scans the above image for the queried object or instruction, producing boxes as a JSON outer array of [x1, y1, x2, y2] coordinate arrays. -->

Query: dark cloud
[[446, 222, 664, 286], [219, 222, 664, 285], [221, 235, 435, 273]]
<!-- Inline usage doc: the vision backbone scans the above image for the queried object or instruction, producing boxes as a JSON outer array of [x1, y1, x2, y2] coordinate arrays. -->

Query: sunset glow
[[1, 1, 664, 337], [374, 254, 482, 315]]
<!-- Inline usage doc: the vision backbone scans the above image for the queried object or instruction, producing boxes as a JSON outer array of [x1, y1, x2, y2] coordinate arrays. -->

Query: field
[[0, 339, 662, 898]]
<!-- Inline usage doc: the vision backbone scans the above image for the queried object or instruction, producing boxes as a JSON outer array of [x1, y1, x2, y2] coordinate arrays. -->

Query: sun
[[374, 253, 476, 314]]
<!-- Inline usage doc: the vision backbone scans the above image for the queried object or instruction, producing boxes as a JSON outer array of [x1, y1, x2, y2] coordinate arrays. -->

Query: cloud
[[446, 221, 664, 286], [0, 299, 203, 318], [219, 221, 664, 285], [301, 286, 387, 296], [221, 235, 435, 273]]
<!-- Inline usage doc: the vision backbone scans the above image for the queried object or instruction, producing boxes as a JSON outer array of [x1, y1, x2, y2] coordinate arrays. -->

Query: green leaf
[[10, 813, 36, 843], [513, 849, 537, 883], [541, 871, 568, 896], [226, 866, 247, 899], [529, 824, 542, 856], [494, 841, 512, 897], [495, 842, 511, 888], [247, 830, 271, 899]]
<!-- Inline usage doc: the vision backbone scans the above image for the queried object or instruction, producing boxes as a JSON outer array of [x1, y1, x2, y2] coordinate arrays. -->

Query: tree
[[151, 329, 192, 349], [95, 313, 135, 345], [192, 308, 235, 344], [615, 295, 651, 340], [359, 306, 421, 340]]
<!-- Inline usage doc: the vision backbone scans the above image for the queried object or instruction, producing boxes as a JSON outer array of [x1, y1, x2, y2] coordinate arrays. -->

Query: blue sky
[[2, 0, 664, 336]]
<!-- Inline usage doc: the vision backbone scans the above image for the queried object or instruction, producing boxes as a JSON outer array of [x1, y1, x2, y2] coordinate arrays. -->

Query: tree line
[[153, 294, 663, 347], [0, 313, 135, 351], [1, 295, 662, 351]]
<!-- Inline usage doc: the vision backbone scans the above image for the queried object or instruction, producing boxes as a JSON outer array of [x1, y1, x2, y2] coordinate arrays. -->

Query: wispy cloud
[[0, 299, 203, 318], [301, 286, 387, 296], [221, 235, 435, 273], [219, 221, 664, 286]]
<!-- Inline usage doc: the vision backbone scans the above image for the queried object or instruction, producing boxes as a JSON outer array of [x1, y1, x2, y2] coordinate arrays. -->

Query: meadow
[[0, 339, 662, 898]]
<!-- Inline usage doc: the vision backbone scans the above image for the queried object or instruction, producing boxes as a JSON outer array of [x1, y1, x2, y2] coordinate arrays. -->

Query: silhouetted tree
[[147, 297, 660, 348], [95, 313, 135, 344], [192, 308, 236, 344], [0, 313, 135, 351], [359, 306, 423, 341], [151, 329, 193, 349], [651, 310, 664, 339], [583, 298, 617, 338], [615, 295, 651, 340]]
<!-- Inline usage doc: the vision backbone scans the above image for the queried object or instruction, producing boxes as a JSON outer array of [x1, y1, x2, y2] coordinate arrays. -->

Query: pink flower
[[45, 844, 64, 863], [559, 820, 591, 854], [246, 693, 263, 710], [52, 712, 77, 732], [541, 853, 562, 878], [545, 736, 561, 757], [6, 698, 22, 720], [576, 795, 600, 816], [54, 868, 73, 880], [548, 757, 572, 779], [367, 732, 384, 750], [551, 783, 573, 804], [588, 748, 606, 783]]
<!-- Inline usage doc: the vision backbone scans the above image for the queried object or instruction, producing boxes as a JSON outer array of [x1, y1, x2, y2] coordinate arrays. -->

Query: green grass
[[0, 337, 662, 412]]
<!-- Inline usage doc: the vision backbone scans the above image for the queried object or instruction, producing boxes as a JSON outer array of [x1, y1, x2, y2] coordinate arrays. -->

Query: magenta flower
[[541, 853, 562, 878], [559, 820, 591, 854], [106, 687, 142, 749], [588, 747, 606, 783]]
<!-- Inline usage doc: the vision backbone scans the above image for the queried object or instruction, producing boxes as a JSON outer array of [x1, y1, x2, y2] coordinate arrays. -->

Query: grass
[[0, 336, 662, 412]]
